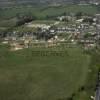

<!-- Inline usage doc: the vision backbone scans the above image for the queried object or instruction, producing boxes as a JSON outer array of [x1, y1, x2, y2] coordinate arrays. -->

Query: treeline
[[16, 14, 36, 26]]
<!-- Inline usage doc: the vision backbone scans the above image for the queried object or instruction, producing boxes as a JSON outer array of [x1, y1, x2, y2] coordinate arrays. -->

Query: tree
[[83, 18, 94, 25], [76, 12, 82, 19], [84, 33, 91, 38], [16, 13, 36, 26]]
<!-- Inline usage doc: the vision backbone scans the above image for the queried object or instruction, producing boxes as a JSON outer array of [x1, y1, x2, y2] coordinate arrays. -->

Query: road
[[95, 71, 100, 100], [95, 86, 100, 100]]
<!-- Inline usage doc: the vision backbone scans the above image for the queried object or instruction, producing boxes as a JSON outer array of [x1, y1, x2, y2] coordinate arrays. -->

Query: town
[[0, 13, 100, 51]]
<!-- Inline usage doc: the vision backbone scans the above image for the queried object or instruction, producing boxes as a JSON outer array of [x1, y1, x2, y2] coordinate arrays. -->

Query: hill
[[0, 0, 99, 7]]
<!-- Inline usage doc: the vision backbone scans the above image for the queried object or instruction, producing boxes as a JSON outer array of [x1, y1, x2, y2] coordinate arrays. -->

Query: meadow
[[0, 45, 91, 100], [0, 4, 98, 29], [0, 5, 98, 19]]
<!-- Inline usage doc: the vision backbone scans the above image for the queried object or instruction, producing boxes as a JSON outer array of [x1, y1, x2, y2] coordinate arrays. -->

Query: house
[[2, 41, 8, 44], [76, 19, 84, 23], [10, 42, 24, 51]]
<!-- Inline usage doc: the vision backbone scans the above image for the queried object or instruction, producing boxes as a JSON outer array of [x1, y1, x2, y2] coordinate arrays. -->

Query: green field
[[0, 5, 98, 29], [0, 5, 98, 19], [0, 45, 91, 100]]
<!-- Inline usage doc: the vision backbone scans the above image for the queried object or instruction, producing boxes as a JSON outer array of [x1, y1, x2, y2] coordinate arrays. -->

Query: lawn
[[0, 45, 91, 100]]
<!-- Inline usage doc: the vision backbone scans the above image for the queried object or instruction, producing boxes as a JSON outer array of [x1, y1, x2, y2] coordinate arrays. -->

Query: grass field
[[0, 18, 17, 27], [0, 5, 98, 30], [0, 45, 91, 100], [0, 5, 98, 19], [31, 20, 56, 24]]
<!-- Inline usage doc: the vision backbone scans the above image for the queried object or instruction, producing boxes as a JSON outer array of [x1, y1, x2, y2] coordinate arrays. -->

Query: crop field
[[0, 45, 91, 100]]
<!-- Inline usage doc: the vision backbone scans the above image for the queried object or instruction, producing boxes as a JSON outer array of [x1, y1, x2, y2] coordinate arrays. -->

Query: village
[[1, 13, 100, 51]]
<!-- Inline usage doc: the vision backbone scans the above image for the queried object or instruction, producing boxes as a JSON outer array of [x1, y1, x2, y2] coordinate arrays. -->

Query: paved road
[[95, 71, 100, 100], [95, 86, 100, 100]]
